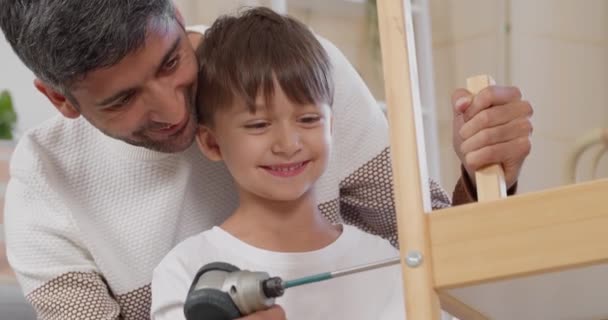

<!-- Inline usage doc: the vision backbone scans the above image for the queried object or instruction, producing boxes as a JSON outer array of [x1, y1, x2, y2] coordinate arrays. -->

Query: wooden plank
[[466, 75, 507, 202], [376, 0, 440, 319], [429, 178, 608, 289], [439, 291, 489, 320]]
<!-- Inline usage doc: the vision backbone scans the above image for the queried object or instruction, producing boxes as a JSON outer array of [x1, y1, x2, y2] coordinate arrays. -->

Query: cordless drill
[[184, 257, 401, 319]]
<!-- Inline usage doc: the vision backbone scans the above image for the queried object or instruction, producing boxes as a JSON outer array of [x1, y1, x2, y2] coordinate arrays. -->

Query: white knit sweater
[[4, 26, 459, 320]]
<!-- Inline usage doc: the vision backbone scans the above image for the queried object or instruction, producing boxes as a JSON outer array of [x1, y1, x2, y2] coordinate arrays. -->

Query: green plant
[[0, 90, 17, 140]]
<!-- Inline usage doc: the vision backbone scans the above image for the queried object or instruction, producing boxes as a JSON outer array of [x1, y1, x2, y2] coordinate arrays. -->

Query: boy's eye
[[299, 115, 322, 124], [244, 121, 270, 130]]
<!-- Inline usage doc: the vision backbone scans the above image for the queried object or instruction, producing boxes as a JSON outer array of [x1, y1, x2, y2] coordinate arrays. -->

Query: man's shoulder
[[17, 115, 92, 149], [186, 25, 208, 35], [17, 115, 93, 149], [11, 116, 98, 172]]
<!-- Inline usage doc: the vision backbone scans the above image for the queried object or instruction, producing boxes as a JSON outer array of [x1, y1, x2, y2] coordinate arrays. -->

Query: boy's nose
[[271, 127, 302, 157]]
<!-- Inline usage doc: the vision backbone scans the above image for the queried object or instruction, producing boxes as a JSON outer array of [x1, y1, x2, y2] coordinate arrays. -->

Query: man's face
[[68, 19, 199, 153]]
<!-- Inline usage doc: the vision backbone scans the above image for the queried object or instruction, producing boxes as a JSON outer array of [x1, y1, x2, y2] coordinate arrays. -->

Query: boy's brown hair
[[195, 7, 334, 125]]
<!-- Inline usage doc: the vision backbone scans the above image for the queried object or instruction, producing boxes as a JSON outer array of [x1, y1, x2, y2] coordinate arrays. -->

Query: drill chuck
[[261, 277, 285, 298]]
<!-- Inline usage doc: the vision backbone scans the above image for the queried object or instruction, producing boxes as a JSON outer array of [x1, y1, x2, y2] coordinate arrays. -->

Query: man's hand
[[237, 306, 286, 320], [452, 85, 533, 189]]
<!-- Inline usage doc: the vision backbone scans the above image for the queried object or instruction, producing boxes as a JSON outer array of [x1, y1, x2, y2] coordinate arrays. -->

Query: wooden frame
[[376, 0, 608, 319]]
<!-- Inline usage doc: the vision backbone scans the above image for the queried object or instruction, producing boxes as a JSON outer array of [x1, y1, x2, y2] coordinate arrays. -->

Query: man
[[0, 1, 532, 320]]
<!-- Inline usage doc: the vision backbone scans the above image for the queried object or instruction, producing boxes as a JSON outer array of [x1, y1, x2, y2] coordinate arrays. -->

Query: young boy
[[151, 7, 405, 320]]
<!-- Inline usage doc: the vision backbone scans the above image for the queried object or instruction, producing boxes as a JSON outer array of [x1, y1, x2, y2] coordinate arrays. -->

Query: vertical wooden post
[[467, 75, 507, 202], [376, 0, 440, 319]]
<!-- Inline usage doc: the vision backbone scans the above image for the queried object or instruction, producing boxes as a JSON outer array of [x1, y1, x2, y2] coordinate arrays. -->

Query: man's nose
[[147, 82, 185, 124]]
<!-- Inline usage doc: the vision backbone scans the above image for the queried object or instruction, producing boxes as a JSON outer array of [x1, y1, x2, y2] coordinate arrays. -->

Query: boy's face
[[197, 83, 332, 202], [37, 20, 199, 153]]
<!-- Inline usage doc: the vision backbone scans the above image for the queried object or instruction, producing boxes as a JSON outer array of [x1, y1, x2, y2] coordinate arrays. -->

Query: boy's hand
[[237, 306, 286, 320]]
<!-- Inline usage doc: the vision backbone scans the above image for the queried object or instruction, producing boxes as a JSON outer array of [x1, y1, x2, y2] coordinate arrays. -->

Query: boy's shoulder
[[342, 224, 399, 256], [155, 229, 221, 273]]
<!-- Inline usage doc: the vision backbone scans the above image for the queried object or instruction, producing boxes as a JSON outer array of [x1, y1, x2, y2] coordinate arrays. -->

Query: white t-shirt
[[151, 224, 406, 319]]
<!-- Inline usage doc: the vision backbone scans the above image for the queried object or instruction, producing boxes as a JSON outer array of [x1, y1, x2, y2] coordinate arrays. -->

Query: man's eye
[[110, 94, 134, 110], [163, 55, 180, 71]]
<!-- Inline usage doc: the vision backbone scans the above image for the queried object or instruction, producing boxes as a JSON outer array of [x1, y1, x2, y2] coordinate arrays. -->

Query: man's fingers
[[237, 306, 286, 320], [459, 100, 533, 140], [464, 137, 531, 173], [451, 88, 473, 115], [463, 86, 524, 122], [459, 118, 532, 155]]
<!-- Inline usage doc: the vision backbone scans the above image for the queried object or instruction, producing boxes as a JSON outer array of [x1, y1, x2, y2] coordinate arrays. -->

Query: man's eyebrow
[[96, 88, 137, 107], [156, 35, 181, 75]]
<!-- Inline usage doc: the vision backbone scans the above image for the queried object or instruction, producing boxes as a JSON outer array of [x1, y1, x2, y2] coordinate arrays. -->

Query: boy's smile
[[260, 161, 311, 178]]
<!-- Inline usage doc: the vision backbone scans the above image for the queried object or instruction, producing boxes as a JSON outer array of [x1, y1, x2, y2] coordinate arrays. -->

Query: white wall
[[430, 0, 608, 193], [430, 0, 507, 193], [0, 34, 57, 137], [510, 0, 608, 191]]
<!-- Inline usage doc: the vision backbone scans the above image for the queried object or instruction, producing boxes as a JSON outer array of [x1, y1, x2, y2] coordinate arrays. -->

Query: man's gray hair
[[0, 0, 176, 95]]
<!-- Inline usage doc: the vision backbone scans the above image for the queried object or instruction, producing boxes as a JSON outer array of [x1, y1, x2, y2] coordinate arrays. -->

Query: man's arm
[[317, 36, 462, 246], [319, 34, 531, 232], [5, 151, 122, 320]]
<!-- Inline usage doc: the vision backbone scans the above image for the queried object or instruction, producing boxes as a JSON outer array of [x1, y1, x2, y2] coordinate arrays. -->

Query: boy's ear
[[34, 79, 80, 119], [196, 127, 223, 161]]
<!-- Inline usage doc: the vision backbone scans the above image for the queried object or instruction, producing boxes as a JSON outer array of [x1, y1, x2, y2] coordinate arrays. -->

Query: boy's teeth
[[271, 163, 303, 171]]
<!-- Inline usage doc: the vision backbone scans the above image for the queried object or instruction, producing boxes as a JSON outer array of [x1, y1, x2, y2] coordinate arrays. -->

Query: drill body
[[184, 262, 285, 320]]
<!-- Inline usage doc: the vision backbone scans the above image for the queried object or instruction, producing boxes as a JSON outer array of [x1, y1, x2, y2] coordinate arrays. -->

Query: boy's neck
[[220, 190, 341, 252]]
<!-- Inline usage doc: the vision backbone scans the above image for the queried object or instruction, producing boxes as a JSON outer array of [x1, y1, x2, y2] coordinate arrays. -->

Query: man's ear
[[196, 127, 223, 162], [34, 79, 80, 119]]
